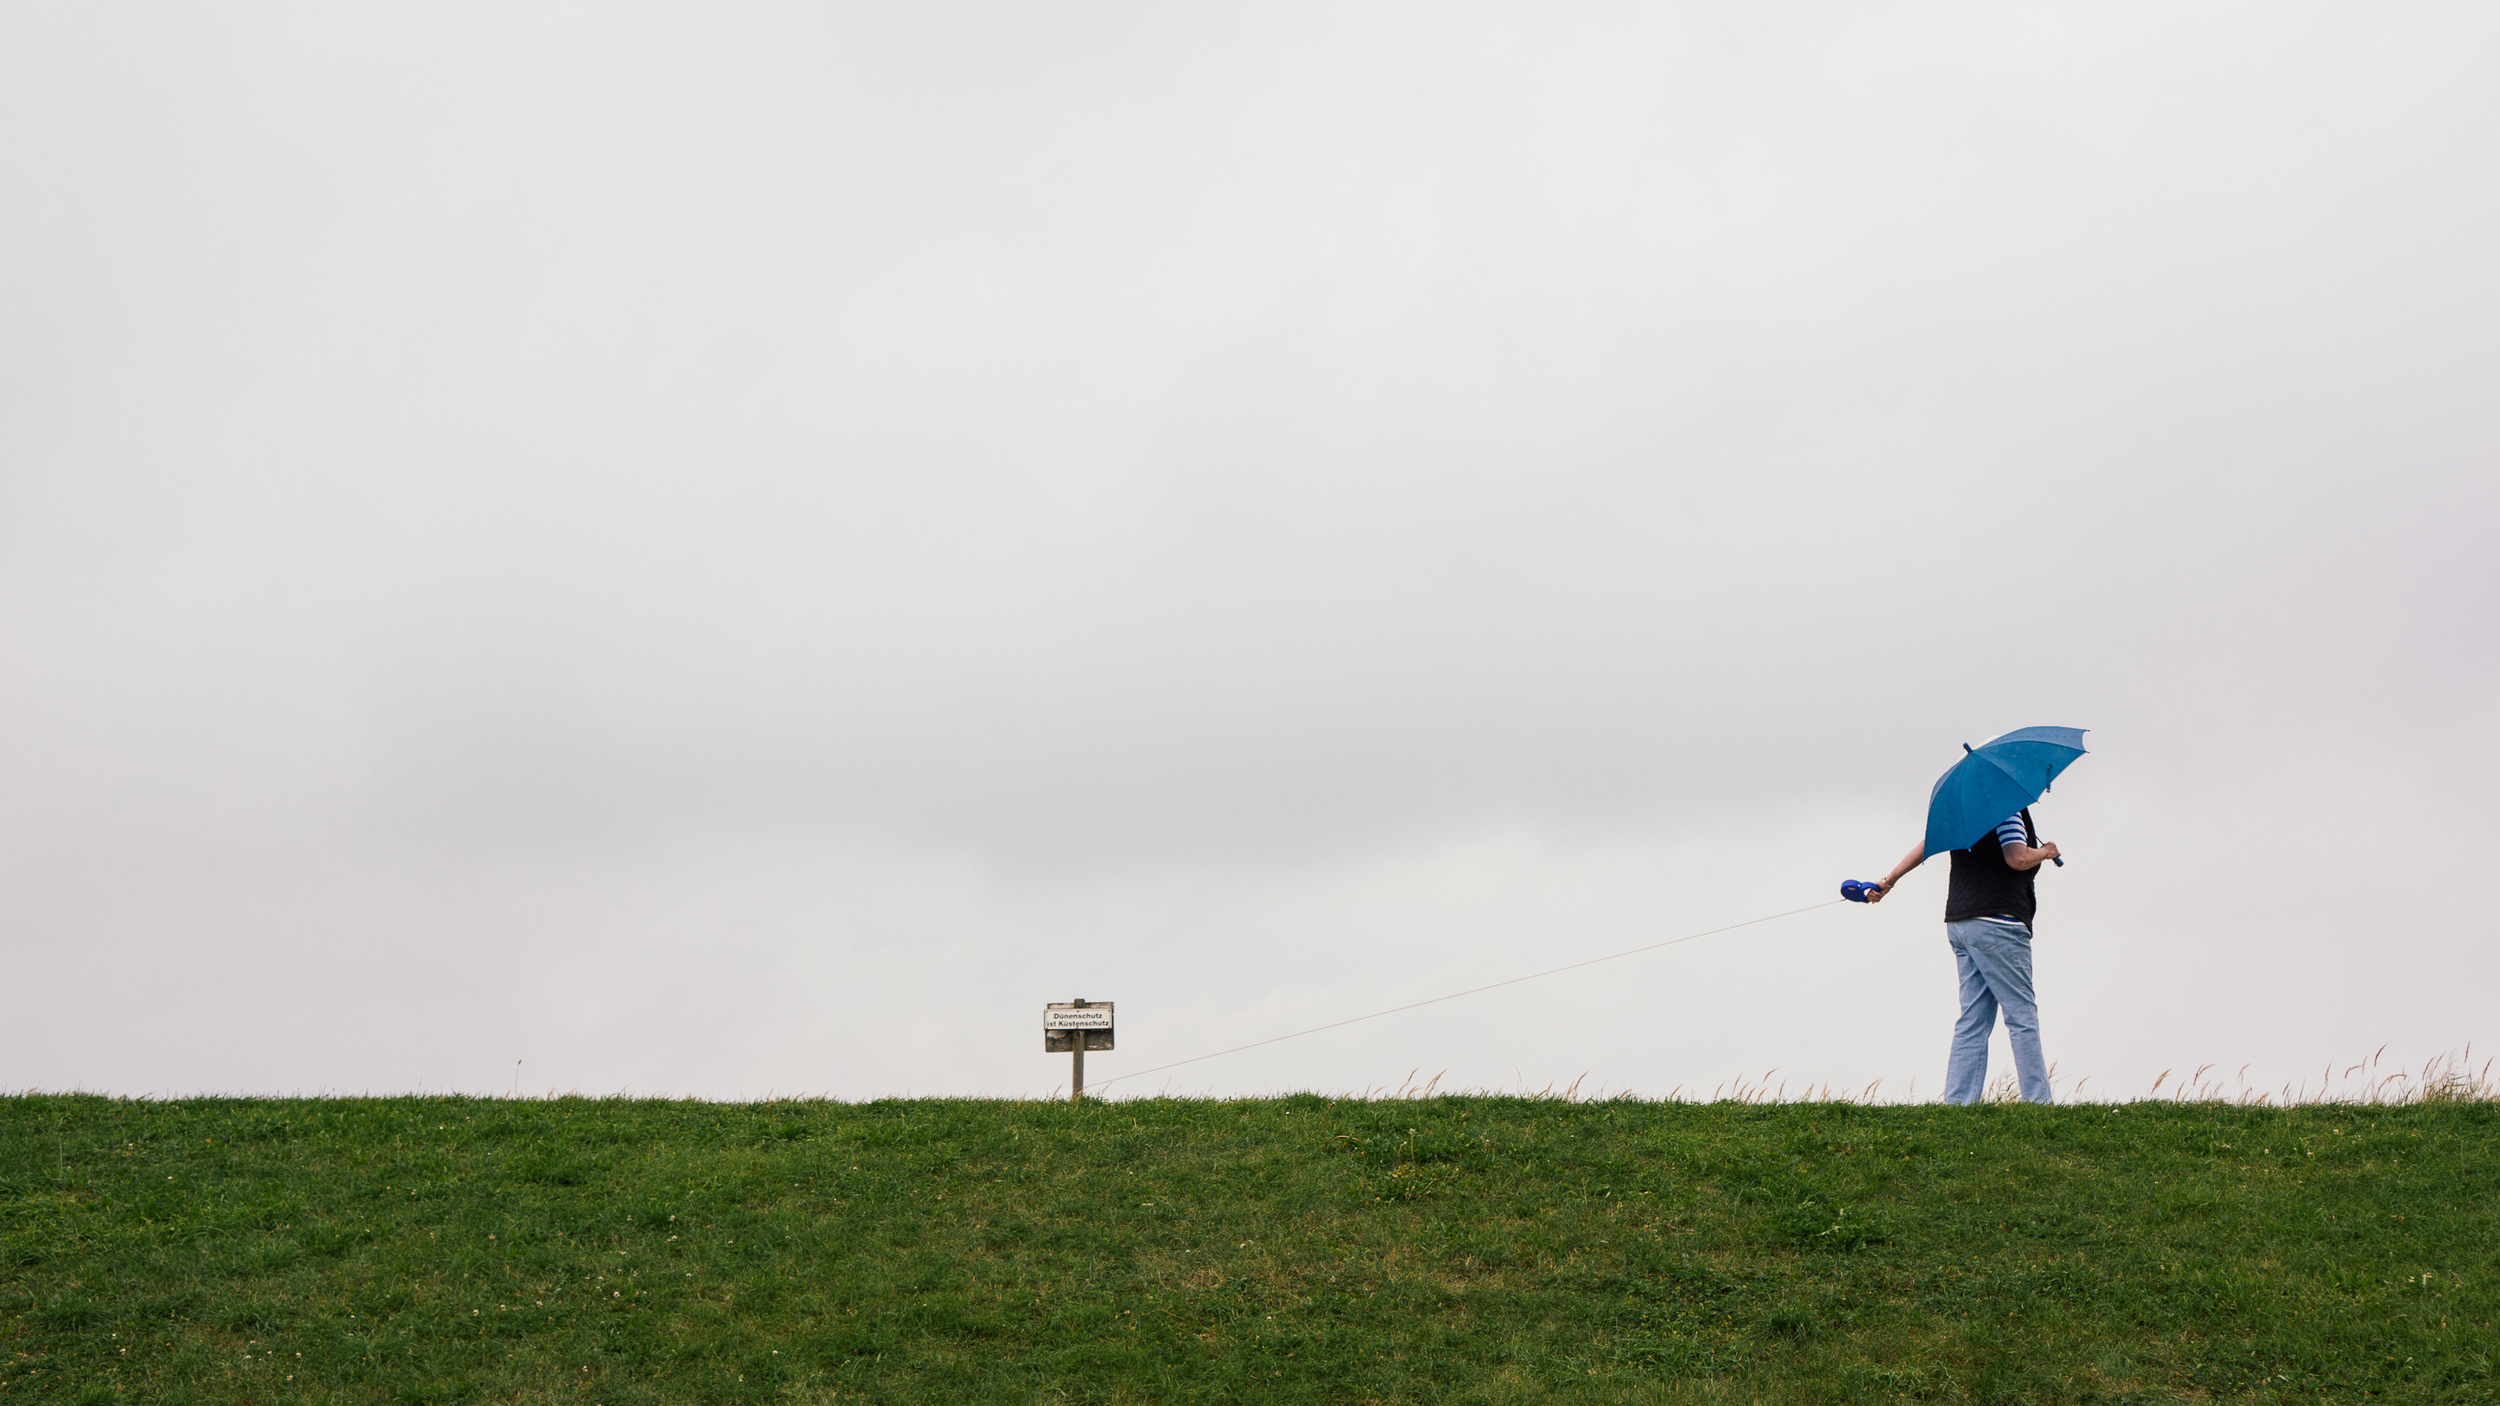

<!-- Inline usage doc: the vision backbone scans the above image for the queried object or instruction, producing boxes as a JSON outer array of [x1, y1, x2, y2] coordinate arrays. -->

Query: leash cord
[[1092, 897, 1846, 1092]]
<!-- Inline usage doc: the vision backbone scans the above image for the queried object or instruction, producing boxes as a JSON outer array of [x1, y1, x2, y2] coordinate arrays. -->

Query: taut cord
[[1092, 898, 1847, 1092]]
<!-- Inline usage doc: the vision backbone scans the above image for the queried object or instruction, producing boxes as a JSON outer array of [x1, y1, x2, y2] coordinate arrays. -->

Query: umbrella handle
[[2020, 804, 2063, 867]]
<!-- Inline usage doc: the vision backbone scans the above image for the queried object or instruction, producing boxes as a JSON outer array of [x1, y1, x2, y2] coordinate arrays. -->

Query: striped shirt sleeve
[[1994, 815, 2030, 851]]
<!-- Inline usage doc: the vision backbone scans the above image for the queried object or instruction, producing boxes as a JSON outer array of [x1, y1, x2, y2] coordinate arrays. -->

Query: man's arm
[[2003, 839, 2061, 871], [1863, 842, 1927, 902]]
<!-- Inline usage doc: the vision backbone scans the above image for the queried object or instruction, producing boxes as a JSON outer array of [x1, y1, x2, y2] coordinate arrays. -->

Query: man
[[1866, 811, 2062, 1104]]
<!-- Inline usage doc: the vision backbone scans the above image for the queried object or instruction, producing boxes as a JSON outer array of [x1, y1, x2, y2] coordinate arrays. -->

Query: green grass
[[4, 1093, 2495, 1404]]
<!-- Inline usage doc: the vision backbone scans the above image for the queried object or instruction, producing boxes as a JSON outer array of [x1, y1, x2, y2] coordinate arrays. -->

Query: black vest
[[1944, 809, 2038, 929]]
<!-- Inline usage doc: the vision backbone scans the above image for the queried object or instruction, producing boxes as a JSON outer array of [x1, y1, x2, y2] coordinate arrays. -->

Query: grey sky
[[4, 5, 2494, 1101]]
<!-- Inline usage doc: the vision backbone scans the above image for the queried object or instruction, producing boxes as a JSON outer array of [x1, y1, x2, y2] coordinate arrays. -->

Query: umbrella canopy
[[1923, 726, 2089, 858]]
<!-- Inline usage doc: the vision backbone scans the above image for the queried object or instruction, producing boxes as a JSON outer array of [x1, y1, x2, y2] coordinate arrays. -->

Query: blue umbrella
[[1924, 726, 2089, 863]]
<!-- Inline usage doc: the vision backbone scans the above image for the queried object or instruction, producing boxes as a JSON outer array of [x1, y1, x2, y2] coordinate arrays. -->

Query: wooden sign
[[1044, 1001, 1113, 1053]]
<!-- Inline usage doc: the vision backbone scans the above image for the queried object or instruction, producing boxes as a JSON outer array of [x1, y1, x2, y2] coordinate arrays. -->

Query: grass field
[[4, 1090, 2495, 1404]]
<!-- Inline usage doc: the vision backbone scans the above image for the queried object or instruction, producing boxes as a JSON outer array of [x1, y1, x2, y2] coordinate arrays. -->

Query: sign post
[[1043, 1000, 1113, 1103]]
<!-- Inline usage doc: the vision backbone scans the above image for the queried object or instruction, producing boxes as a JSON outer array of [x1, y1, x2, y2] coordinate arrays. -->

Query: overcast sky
[[4, 5, 2495, 1103]]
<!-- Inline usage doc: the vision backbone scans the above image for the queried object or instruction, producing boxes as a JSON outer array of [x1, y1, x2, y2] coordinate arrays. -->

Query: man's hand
[[1864, 882, 1888, 903]]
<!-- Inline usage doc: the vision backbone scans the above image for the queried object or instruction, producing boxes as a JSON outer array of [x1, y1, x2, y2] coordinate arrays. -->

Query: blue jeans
[[1944, 918, 2051, 1104]]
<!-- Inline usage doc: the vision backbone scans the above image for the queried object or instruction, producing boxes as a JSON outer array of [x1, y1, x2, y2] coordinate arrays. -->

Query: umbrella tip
[[1962, 743, 1973, 753]]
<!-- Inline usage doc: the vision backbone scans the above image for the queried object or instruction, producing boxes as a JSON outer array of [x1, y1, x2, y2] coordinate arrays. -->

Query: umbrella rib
[[1975, 750, 2031, 784]]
